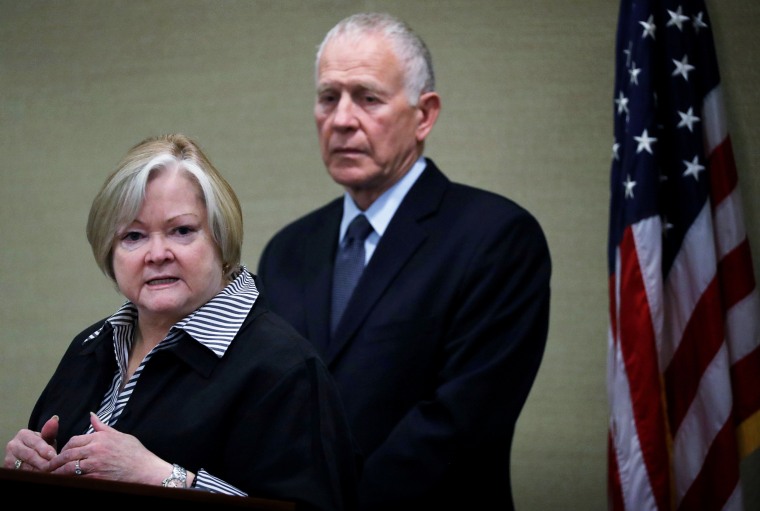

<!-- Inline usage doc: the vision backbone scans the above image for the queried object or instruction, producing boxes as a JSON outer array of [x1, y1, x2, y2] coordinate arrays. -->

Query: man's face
[[314, 33, 422, 205]]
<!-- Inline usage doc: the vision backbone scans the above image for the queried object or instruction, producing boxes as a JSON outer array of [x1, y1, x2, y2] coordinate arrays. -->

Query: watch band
[[162, 463, 187, 488]]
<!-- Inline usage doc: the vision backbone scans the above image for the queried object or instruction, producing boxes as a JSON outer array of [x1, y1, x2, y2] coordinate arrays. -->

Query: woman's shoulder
[[232, 301, 322, 367]]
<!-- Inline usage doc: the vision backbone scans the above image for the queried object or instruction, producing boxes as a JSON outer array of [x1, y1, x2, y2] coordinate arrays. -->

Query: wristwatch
[[162, 463, 187, 488]]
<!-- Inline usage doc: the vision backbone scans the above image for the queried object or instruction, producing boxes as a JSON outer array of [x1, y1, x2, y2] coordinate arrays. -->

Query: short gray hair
[[315, 12, 435, 105]]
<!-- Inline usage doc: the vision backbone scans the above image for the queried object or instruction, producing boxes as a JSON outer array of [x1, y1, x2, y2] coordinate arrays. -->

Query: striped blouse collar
[[84, 267, 259, 358]]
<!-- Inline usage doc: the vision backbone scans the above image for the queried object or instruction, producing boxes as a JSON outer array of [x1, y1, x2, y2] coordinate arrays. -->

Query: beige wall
[[1, 1, 758, 509]]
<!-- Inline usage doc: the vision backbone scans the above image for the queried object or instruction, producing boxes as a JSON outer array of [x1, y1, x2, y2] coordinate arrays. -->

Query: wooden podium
[[0, 467, 295, 509]]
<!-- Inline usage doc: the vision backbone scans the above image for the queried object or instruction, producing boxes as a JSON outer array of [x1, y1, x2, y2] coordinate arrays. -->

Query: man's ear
[[415, 92, 441, 142]]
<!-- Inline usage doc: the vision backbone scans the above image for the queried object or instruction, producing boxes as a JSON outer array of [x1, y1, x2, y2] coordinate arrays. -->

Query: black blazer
[[29, 277, 359, 511], [258, 159, 552, 511]]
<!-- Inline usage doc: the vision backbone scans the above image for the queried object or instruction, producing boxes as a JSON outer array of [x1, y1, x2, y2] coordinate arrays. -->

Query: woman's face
[[112, 167, 225, 327]]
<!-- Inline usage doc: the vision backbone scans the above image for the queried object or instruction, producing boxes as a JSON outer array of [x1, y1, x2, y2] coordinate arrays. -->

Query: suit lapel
[[324, 160, 449, 363], [303, 201, 342, 355]]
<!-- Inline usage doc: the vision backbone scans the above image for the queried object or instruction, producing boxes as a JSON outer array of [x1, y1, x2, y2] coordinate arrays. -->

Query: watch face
[[163, 465, 187, 488], [165, 478, 185, 488]]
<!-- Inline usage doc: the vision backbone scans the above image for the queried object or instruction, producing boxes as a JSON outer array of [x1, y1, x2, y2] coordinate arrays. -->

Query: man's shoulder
[[448, 181, 530, 219], [270, 197, 342, 238], [417, 161, 536, 221]]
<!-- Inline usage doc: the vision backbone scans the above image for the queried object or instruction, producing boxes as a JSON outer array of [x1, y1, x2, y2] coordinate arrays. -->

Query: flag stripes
[[607, 1, 760, 510]]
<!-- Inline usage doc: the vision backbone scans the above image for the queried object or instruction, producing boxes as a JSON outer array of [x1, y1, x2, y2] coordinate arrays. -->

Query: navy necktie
[[331, 214, 373, 333]]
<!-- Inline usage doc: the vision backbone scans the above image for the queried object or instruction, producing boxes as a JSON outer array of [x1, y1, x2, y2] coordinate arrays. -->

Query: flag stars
[[667, 6, 690, 31], [634, 129, 657, 154], [677, 107, 700, 132], [672, 54, 695, 80], [623, 174, 637, 199], [682, 156, 705, 180], [623, 41, 633, 67], [692, 11, 708, 33], [629, 62, 642, 85], [612, 141, 620, 161], [615, 91, 630, 115], [640, 15, 656, 39]]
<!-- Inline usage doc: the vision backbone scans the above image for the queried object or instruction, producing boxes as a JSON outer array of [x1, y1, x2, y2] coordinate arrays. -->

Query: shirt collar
[[339, 156, 427, 240], [84, 267, 258, 359]]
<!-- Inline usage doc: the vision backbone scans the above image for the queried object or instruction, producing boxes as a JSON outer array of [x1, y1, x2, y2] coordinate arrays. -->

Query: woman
[[3, 133, 359, 511]]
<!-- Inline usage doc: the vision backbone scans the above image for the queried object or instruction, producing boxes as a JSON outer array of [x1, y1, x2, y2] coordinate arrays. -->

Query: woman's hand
[[48, 412, 171, 485], [3, 415, 59, 471]]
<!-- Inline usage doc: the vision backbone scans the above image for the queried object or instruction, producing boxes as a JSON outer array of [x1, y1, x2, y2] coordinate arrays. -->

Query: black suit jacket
[[28, 276, 359, 511], [258, 159, 551, 511]]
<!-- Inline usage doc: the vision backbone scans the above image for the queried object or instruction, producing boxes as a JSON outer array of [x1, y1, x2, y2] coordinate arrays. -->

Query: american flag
[[607, 1, 760, 510]]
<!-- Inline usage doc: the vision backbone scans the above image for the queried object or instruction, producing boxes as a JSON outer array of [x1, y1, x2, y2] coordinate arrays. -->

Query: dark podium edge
[[0, 467, 295, 509]]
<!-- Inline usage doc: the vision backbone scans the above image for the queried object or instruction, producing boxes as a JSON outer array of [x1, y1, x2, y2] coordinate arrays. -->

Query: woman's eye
[[174, 225, 196, 236], [118, 230, 146, 250], [123, 231, 144, 242]]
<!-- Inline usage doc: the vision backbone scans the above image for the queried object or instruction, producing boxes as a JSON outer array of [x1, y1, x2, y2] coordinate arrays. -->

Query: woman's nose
[[144, 234, 173, 263]]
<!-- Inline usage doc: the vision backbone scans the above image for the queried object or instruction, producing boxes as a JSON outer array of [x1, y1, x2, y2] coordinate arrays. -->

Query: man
[[258, 12, 551, 511]]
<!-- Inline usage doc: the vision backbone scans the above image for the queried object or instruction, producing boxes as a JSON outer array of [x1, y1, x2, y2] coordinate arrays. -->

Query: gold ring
[[14, 459, 22, 470]]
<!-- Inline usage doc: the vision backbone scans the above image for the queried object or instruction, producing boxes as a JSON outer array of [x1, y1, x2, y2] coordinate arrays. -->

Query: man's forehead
[[318, 44, 402, 90]]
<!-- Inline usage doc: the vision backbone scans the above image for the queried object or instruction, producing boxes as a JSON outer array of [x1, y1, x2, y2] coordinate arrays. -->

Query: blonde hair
[[87, 133, 243, 281]]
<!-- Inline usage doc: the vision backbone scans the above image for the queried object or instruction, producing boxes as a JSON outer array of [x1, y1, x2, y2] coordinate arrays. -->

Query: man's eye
[[319, 93, 336, 104]]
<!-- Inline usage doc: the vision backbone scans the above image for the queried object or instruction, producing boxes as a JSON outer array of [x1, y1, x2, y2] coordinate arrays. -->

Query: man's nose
[[332, 95, 359, 127]]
